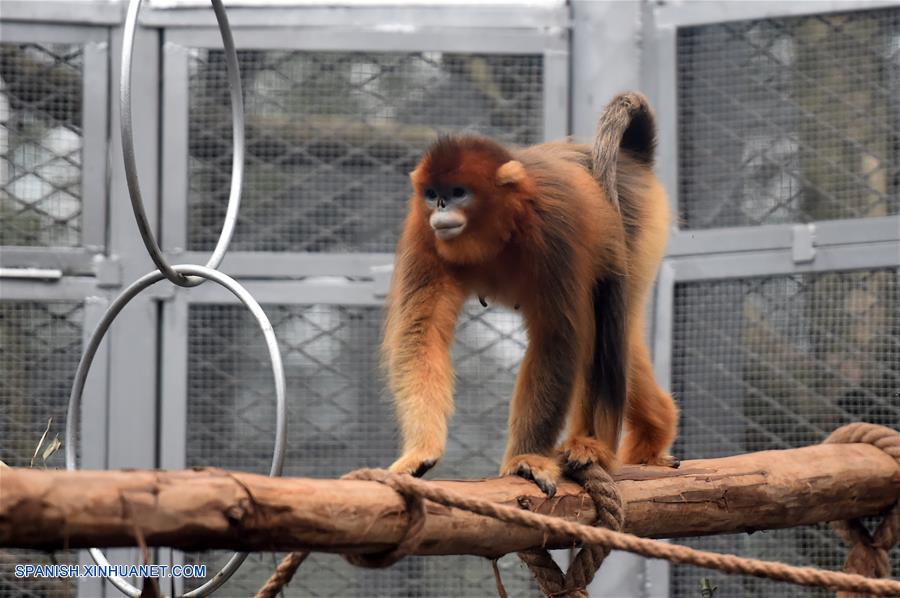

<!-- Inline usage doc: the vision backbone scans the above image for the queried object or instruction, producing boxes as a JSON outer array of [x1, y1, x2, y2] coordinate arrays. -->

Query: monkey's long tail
[[590, 91, 657, 210]]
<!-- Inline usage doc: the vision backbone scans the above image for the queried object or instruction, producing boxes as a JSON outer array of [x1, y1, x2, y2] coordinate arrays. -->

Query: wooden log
[[1, 444, 898, 558]]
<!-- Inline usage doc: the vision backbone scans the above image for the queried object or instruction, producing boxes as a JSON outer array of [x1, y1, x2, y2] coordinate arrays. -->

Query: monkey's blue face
[[423, 185, 471, 209], [422, 184, 471, 241]]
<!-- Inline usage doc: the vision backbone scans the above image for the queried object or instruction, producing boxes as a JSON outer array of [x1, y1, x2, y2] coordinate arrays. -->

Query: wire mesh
[[0, 43, 84, 247], [669, 268, 900, 597], [182, 302, 539, 596], [677, 6, 900, 229], [187, 50, 544, 253], [0, 300, 82, 597]]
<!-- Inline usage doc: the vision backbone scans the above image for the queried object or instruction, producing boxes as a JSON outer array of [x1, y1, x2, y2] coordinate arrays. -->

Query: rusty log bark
[[1, 444, 898, 558]]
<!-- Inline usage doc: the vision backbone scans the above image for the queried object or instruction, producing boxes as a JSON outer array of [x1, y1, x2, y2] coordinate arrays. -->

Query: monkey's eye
[[424, 188, 438, 201], [451, 187, 468, 199]]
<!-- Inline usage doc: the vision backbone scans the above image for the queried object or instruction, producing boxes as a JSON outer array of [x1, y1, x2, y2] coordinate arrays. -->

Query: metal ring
[[121, 0, 245, 288], [65, 265, 286, 598]]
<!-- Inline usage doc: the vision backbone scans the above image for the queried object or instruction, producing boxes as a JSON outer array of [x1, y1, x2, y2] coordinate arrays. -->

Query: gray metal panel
[[647, 3, 899, 597], [76, 292, 110, 598], [644, 262, 676, 598], [99, 24, 163, 593], [643, 555, 670, 598], [0, 22, 109, 260], [643, 20, 678, 223], [169, 251, 395, 278], [105, 23, 161, 469], [102, 52, 161, 591], [670, 242, 900, 282], [651, 0, 900, 28], [164, 25, 567, 53], [80, 36, 111, 252], [162, 278, 383, 305], [79, 292, 110, 469], [160, 39, 191, 253], [141, 3, 569, 30], [159, 296, 189, 470], [570, 0, 642, 142], [0, 0, 124, 25], [0, 21, 109, 42], [543, 42, 570, 140], [667, 217, 900, 257], [652, 263, 675, 395], [0, 276, 100, 300], [816, 217, 900, 246], [0, 247, 99, 275], [568, 5, 648, 595]]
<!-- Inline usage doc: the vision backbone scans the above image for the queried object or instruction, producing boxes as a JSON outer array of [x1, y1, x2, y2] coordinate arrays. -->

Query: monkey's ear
[[409, 166, 423, 185], [496, 160, 526, 186]]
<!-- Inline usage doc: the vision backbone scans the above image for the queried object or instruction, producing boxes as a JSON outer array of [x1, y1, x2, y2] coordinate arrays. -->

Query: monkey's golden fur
[[383, 92, 678, 495]]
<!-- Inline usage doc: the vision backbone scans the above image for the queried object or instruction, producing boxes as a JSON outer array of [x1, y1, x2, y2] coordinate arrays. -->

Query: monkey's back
[[515, 139, 670, 298]]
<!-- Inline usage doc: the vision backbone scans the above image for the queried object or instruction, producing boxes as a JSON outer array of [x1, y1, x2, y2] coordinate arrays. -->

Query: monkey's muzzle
[[430, 211, 466, 241]]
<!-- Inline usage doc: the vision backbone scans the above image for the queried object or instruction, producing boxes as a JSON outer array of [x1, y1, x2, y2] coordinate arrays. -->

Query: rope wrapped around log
[[825, 423, 900, 598], [516, 463, 624, 597], [256, 423, 900, 598]]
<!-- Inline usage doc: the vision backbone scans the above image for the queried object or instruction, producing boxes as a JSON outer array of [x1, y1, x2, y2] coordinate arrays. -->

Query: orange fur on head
[[408, 135, 528, 265]]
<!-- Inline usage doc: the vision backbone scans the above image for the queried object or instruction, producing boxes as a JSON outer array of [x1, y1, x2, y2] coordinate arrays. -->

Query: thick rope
[[257, 424, 900, 597], [517, 464, 625, 597], [255, 469, 427, 598], [824, 423, 900, 598], [386, 470, 900, 596], [255, 551, 309, 598], [339, 469, 427, 568]]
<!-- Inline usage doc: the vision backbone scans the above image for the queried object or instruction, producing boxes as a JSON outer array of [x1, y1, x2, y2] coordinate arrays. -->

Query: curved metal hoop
[[121, 0, 244, 287], [65, 265, 287, 598]]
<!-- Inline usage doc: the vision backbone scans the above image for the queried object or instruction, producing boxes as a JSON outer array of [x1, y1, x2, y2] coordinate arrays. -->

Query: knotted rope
[[255, 469, 427, 598], [517, 464, 624, 597], [340, 469, 428, 568], [257, 424, 900, 598], [824, 423, 900, 598]]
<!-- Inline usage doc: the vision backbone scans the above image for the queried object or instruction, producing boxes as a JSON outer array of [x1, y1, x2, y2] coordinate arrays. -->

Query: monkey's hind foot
[[652, 454, 680, 468], [502, 453, 561, 497], [389, 452, 440, 478], [620, 444, 679, 468], [559, 436, 618, 473]]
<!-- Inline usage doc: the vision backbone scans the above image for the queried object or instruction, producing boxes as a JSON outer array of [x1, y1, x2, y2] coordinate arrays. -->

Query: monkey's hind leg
[[559, 378, 619, 472], [620, 340, 679, 467], [560, 275, 626, 473], [500, 312, 581, 497]]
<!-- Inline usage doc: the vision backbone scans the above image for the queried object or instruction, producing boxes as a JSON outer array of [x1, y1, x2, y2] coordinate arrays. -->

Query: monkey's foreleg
[[388, 350, 455, 477], [501, 315, 579, 497], [384, 285, 465, 478]]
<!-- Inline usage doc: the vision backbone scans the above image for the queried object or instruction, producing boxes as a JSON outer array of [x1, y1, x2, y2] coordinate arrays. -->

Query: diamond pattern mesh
[[187, 51, 544, 253], [0, 44, 84, 247], [677, 7, 900, 228], [669, 269, 900, 597], [183, 303, 538, 596], [0, 301, 83, 597]]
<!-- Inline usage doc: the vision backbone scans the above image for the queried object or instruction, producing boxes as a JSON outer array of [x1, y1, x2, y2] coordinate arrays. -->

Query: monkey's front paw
[[501, 454, 561, 497], [559, 436, 618, 473], [389, 452, 441, 478]]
